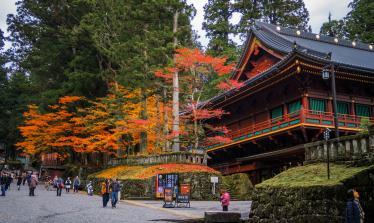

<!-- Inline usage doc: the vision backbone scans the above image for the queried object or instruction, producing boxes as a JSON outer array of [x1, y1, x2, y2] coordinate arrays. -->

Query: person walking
[[110, 178, 121, 208], [5, 173, 12, 191], [16, 174, 22, 190], [86, 181, 93, 196], [220, 189, 230, 212], [1, 172, 7, 196], [65, 177, 72, 193], [56, 177, 63, 196], [101, 179, 110, 208], [22, 172, 25, 185], [29, 175, 38, 196], [52, 175, 58, 190], [345, 189, 365, 223], [73, 176, 80, 193]]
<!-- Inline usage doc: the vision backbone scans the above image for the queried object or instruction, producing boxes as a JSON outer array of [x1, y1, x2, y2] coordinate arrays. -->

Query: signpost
[[211, 176, 218, 195], [176, 184, 191, 208], [163, 187, 174, 208]]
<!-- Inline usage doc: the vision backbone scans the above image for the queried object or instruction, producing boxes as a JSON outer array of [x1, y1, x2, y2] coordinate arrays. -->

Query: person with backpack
[[73, 176, 80, 193], [345, 189, 365, 223], [65, 177, 72, 193], [101, 179, 110, 208], [29, 175, 38, 196], [56, 177, 64, 196]]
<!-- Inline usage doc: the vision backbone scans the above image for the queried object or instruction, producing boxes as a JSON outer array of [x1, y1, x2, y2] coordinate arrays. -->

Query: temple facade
[[203, 21, 374, 184]]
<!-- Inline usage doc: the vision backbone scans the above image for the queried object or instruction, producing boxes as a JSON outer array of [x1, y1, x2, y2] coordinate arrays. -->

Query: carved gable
[[233, 38, 283, 82]]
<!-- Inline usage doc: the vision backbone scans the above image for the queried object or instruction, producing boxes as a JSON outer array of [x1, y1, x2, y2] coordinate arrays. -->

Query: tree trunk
[[172, 9, 180, 152], [139, 89, 148, 153], [163, 87, 170, 151]]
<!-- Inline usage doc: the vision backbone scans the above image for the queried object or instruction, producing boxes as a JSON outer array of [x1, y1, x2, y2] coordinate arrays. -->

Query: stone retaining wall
[[88, 171, 222, 200], [305, 128, 374, 165], [249, 166, 374, 223], [109, 151, 206, 166]]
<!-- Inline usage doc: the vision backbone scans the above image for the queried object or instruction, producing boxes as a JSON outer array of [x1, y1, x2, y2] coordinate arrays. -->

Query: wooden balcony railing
[[205, 109, 373, 150]]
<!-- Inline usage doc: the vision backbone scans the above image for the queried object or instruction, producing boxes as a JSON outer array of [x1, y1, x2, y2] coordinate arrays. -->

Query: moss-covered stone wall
[[249, 165, 374, 223], [88, 172, 222, 200]]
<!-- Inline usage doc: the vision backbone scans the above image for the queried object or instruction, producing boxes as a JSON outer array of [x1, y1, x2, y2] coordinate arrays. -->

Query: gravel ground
[[0, 183, 198, 223]]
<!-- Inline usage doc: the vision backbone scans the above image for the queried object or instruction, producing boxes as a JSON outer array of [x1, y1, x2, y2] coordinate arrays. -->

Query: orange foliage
[[17, 85, 172, 158], [93, 164, 219, 180]]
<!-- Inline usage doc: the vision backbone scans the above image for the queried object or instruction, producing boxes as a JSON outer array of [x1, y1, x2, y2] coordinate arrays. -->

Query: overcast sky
[[1, 0, 351, 49]]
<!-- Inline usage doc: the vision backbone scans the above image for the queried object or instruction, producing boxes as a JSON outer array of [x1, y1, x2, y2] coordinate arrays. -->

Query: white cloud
[[0, 0, 17, 49], [304, 0, 350, 33]]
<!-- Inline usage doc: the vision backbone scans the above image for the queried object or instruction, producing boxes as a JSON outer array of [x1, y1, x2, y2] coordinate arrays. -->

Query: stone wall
[[249, 166, 374, 223], [305, 128, 374, 165], [109, 151, 206, 166]]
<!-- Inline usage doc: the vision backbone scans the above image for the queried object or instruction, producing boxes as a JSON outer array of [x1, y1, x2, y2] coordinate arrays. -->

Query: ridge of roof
[[256, 21, 374, 52]]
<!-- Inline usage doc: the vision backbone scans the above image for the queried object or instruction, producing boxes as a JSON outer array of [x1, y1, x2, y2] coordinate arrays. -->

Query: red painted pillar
[[301, 94, 308, 122], [283, 103, 288, 120], [351, 100, 356, 116]]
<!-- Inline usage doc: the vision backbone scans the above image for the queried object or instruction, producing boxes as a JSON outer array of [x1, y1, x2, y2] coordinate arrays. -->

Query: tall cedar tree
[[81, 0, 194, 152], [6, 0, 108, 105], [203, 0, 238, 62], [233, 0, 310, 40], [345, 0, 374, 43], [0, 29, 35, 159]]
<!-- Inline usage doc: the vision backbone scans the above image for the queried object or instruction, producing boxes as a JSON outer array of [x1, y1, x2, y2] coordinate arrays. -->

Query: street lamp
[[321, 53, 340, 180]]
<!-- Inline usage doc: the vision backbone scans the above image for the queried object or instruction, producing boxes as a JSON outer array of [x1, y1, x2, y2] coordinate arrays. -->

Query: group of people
[[101, 178, 122, 208], [1, 171, 38, 196], [48, 176, 81, 196], [0, 171, 13, 196]]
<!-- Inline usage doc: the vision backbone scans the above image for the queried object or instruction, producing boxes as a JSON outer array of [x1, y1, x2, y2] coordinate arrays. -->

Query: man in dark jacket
[[0, 172, 7, 196], [345, 189, 365, 223], [110, 179, 121, 208]]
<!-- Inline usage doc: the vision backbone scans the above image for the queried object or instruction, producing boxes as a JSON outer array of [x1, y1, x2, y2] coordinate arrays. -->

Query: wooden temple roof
[[201, 21, 374, 109]]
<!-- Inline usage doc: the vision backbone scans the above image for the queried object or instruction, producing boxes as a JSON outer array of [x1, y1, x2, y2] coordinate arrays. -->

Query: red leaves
[[193, 108, 228, 120], [206, 136, 233, 144], [130, 119, 149, 125], [217, 79, 245, 91]]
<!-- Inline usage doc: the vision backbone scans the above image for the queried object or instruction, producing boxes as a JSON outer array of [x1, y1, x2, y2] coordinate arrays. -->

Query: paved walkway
[[125, 200, 252, 219], [0, 184, 193, 223], [0, 183, 251, 223]]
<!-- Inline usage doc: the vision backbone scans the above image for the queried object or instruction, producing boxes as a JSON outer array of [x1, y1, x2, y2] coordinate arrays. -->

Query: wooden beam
[[301, 127, 309, 142]]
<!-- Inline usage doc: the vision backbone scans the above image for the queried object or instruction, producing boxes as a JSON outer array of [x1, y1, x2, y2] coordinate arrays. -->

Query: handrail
[[205, 109, 373, 147]]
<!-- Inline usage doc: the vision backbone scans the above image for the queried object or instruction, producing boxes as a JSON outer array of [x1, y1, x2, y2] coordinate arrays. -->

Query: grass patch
[[257, 163, 373, 188], [89, 163, 220, 180]]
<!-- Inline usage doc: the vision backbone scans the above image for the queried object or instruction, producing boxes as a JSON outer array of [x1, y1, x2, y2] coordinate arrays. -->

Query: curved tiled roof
[[200, 21, 374, 108], [256, 21, 374, 71]]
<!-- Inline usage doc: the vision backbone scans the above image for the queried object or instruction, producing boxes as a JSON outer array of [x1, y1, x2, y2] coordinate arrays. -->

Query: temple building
[[203, 21, 374, 184]]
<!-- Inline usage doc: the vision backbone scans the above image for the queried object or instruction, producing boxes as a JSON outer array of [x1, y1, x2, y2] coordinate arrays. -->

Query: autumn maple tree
[[16, 85, 172, 163], [154, 48, 239, 150]]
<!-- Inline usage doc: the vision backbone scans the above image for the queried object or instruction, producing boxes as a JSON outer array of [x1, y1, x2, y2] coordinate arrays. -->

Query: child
[[86, 181, 94, 196]]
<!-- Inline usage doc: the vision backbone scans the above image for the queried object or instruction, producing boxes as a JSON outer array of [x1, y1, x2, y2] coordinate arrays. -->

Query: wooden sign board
[[163, 187, 174, 208]]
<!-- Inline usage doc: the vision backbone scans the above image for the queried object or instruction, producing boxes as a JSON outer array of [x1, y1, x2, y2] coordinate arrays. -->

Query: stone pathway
[[0, 184, 193, 223], [124, 200, 252, 219]]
